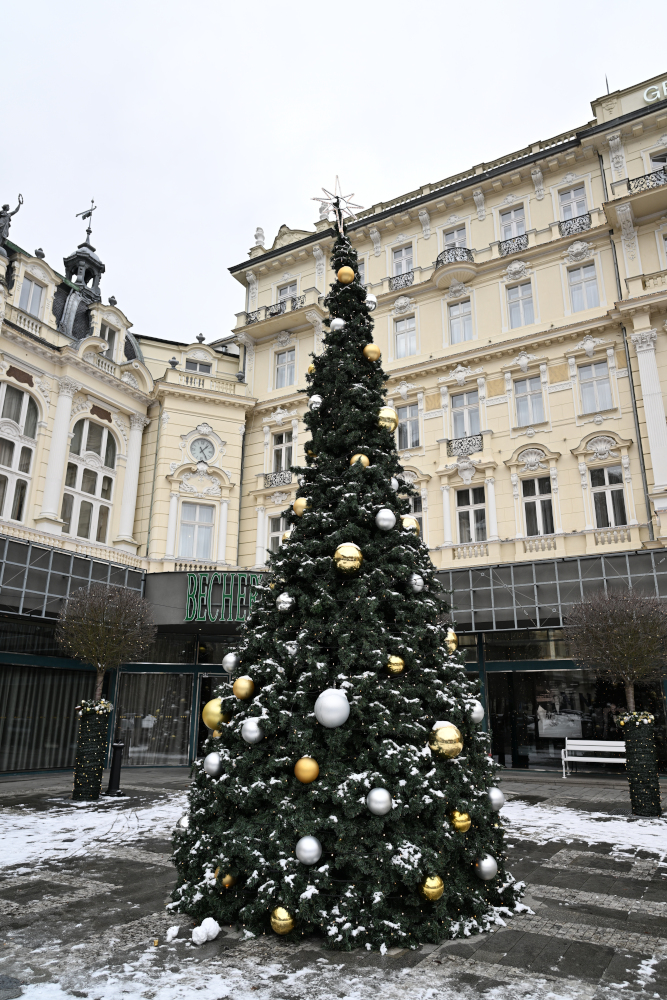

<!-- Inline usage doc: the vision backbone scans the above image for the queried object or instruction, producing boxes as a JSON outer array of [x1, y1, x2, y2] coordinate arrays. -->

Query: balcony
[[432, 247, 477, 290], [237, 290, 316, 332], [558, 213, 591, 238], [264, 470, 292, 488], [453, 542, 489, 560], [595, 527, 632, 545], [390, 271, 414, 291], [161, 367, 244, 396], [523, 535, 558, 553], [628, 169, 667, 195], [499, 234, 528, 257], [446, 434, 483, 458]]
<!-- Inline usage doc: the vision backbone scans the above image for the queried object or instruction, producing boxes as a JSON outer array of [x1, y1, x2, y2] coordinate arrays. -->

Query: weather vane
[[312, 177, 363, 232], [76, 199, 97, 245]]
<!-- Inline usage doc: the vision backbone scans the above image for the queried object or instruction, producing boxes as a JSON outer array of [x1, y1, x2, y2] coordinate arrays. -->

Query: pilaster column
[[255, 505, 266, 566], [116, 413, 150, 550], [485, 477, 499, 541], [165, 491, 179, 557], [217, 499, 229, 563], [441, 485, 452, 545], [36, 376, 80, 531], [631, 331, 667, 489]]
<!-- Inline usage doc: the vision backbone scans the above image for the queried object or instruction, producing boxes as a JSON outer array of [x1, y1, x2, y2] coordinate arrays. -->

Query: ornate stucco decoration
[[188, 350, 210, 361], [262, 406, 297, 427], [606, 132, 626, 178], [246, 270, 258, 308], [576, 334, 604, 357], [616, 204, 638, 261], [531, 167, 545, 200], [397, 380, 410, 401], [446, 279, 470, 300], [503, 260, 531, 282], [517, 447, 548, 473], [236, 333, 256, 376], [121, 372, 139, 388], [418, 210, 431, 239], [275, 331, 294, 348], [269, 491, 290, 505], [26, 264, 48, 283], [563, 241, 594, 264], [369, 227, 381, 256], [392, 295, 415, 316], [312, 244, 325, 278], [181, 462, 223, 496], [473, 189, 485, 221], [587, 436, 619, 461], [439, 363, 484, 387], [305, 310, 323, 353], [455, 457, 477, 485], [513, 351, 536, 373]]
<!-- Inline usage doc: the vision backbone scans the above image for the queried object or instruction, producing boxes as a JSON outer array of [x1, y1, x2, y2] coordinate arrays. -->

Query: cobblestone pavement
[[0, 768, 666, 999]]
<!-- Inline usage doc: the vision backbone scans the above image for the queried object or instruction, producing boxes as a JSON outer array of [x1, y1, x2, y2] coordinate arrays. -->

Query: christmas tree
[[171, 189, 523, 951]]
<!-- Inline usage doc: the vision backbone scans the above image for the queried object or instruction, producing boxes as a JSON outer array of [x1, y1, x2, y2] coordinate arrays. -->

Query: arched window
[[0, 383, 40, 523], [61, 418, 118, 542]]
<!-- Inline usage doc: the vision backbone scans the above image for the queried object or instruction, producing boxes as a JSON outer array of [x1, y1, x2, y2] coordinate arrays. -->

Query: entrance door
[[196, 674, 231, 757], [114, 672, 193, 765]]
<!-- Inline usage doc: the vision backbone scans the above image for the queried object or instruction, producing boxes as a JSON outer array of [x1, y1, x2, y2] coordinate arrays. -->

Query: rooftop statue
[[0, 194, 23, 255]]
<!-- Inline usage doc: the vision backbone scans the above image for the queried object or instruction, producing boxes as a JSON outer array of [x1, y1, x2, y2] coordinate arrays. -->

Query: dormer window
[[185, 359, 212, 374], [100, 323, 117, 359], [19, 277, 43, 318]]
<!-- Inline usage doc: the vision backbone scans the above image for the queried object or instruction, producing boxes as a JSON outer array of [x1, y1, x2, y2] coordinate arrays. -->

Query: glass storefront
[[196, 674, 230, 756], [487, 667, 667, 771], [114, 672, 193, 766]]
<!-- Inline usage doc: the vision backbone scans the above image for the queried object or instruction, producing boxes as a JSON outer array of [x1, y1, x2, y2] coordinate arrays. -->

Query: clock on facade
[[191, 438, 215, 462]]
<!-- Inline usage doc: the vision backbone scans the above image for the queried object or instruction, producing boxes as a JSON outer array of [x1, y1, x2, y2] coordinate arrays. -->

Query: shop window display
[[114, 672, 193, 766]]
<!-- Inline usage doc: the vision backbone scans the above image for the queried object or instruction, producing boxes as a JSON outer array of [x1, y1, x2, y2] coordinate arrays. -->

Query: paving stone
[[558, 940, 616, 981]]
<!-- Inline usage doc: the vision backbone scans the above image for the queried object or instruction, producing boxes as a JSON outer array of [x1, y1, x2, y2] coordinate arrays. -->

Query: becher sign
[[184, 571, 264, 623], [644, 81, 667, 103]]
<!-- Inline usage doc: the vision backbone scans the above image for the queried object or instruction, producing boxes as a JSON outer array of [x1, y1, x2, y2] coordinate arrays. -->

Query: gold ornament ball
[[214, 867, 237, 889], [363, 343, 381, 362], [386, 655, 405, 676], [401, 515, 421, 535], [429, 722, 463, 759], [202, 698, 225, 730], [307, 363, 316, 374], [350, 453, 370, 468], [419, 875, 445, 901], [450, 810, 471, 833], [270, 906, 295, 934], [445, 627, 458, 653], [333, 542, 363, 574], [293, 498, 308, 516], [337, 266, 355, 285], [282, 529, 292, 542], [233, 676, 255, 700], [378, 406, 399, 432], [294, 757, 320, 783]]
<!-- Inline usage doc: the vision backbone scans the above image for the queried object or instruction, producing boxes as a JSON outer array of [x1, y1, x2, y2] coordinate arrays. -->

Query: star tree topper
[[312, 177, 363, 232]]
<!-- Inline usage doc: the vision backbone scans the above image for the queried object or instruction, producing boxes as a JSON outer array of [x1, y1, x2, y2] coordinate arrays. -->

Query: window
[[179, 502, 214, 559], [500, 206, 525, 240], [60, 493, 73, 533], [579, 361, 612, 414], [451, 391, 480, 438], [100, 323, 117, 359], [0, 476, 6, 518], [449, 299, 472, 344], [650, 152, 667, 172], [18, 277, 43, 317], [559, 185, 587, 220], [0, 384, 38, 522], [269, 515, 288, 553], [11, 480, 27, 521], [407, 495, 423, 534], [69, 419, 117, 469], [279, 282, 297, 301], [96, 505, 110, 543], [591, 465, 627, 528], [393, 245, 412, 276], [569, 264, 599, 312], [444, 226, 467, 248], [357, 259, 365, 284], [275, 348, 295, 389], [185, 359, 212, 374], [77, 500, 93, 539], [397, 404, 419, 450], [515, 377, 544, 426], [522, 476, 554, 536], [272, 431, 292, 473], [457, 486, 486, 542], [395, 316, 416, 358], [507, 282, 534, 328], [1, 384, 38, 438]]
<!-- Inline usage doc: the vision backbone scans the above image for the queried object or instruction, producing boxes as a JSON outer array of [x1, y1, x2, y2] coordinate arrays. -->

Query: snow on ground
[[503, 799, 667, 858], [0, 792, 188, 870]]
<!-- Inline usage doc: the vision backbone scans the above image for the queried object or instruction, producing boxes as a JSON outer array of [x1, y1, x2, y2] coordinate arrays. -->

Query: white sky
[[3, 1, 666, 344]]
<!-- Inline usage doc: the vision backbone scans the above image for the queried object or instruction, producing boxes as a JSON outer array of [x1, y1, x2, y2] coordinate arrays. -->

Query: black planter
[[624, 720, 662, 817], [72, 711, 109, 801]]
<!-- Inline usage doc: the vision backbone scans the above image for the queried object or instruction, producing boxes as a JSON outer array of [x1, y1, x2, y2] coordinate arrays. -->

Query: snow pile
[[192, 917, 220, 944]]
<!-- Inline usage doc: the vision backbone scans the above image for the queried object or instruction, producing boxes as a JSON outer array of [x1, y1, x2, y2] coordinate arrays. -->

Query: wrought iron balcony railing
[[447, 434, 483, 458], [499, 234, 528, 257], [628, 169, 667, 194], [264, 470, 292, 488], [558, 213, 592, 238], [390, 271, 414, 291], [246, 309, 261, 325], [290, 294, 305, 310], [267, 301, 287, 317], [434, 246, 475, 268]]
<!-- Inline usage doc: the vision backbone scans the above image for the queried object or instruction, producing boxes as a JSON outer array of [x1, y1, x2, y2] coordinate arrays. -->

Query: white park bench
[[561, 738, 626, 778]]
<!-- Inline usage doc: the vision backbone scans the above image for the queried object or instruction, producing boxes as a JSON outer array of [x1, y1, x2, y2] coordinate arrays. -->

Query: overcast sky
[[2, 1, 665, 343]]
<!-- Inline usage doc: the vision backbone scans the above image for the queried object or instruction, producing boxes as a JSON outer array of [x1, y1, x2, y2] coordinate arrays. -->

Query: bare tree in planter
[[57, 583, 157, 801], [564, 590, 665, 816]]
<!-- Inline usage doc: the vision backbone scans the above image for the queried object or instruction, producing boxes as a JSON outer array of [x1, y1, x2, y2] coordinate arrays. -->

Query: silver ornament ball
[[475, 854, 498, 881], [366, 788, 393, 816], [295, 835, 322, 865], [330, 317, 346, 332], [308, 395, 323, 411], [365, 293, 377, 312], [176, 814, 189, 830], [408, 573, 424, 594], [470, 699, 485, 724], [203, 751, 223, 778], [375, 508, 397, 531], [241, 718, 264, 744], [390, 477, 399, 491], [488, 787, 505, 812], [314, 688, 350, 728], [276, 592, 294, 612], [285, 641, 298, 656], [222, 652, 240, 675]]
